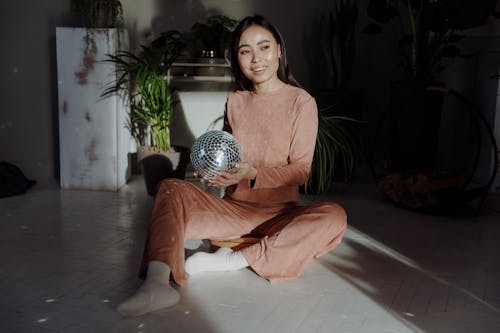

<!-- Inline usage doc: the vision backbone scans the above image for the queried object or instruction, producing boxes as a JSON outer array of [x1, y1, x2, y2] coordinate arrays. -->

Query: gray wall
[[0, 0, 374, 187], [0, 1, 73, 186], [0, 0, 498, 188]]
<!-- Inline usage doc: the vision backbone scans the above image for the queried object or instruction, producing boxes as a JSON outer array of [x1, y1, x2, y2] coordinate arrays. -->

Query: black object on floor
[[0, 161, 36, 198]]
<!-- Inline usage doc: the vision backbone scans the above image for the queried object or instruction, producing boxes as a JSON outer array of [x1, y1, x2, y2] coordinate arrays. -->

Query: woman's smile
[[251, 66, 267, 73]]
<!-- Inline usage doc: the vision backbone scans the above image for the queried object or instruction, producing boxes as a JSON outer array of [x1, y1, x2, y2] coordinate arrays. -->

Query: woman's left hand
[[211, 162, 256, 187]]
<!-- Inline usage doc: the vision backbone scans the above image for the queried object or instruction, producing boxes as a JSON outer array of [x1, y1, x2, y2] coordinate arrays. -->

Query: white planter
[[56, 28, 132, 191]]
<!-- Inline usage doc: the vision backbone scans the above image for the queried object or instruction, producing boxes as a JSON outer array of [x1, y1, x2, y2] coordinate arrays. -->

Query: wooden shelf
[[172, 61, 230, 68], [167, 61, 231, 84], [168, 75, 231, 83]]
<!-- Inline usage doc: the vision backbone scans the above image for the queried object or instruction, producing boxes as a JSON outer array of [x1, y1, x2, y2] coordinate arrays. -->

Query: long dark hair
[[229, 15, 300, 91]]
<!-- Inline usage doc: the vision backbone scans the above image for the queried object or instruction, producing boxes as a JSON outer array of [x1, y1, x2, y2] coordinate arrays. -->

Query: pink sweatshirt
[[224, 84, 318, 205]]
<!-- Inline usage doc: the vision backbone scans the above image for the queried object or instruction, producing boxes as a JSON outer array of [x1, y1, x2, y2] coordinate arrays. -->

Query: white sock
[[117, 261, 180, 317], [184, 247, 249, 276]]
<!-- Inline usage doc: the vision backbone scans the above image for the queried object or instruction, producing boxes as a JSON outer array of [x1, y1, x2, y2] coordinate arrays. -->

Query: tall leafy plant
[[363, 0, 499, 81], [305, 113, 359, 194], [306, 0, 360, 194], [320, 0, 358, 90], [102, 30, 185, 152], [132, 70, 174, 151]]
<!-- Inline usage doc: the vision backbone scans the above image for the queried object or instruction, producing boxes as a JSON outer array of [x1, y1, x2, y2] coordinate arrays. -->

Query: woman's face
[[237, 24, 282, 91]]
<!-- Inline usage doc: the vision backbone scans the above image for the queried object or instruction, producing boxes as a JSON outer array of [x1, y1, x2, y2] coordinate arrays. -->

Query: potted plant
[[191, 14, 238, 59], [362, 0, 498, 82], [190, 14, 238, 76], [363, 0, 498, 168], [102, 30, 190, 195], [304, 113, 359, 194], [363, 0, 499, 209]]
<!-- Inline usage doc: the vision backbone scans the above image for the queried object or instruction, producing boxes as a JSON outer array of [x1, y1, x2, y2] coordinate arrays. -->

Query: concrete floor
[[1, 175, 499, 332]]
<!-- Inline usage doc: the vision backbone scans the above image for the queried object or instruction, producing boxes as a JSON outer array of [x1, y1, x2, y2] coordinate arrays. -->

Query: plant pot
[[137, 146, 190, 196], [370, 85, 498, 215], [369, 80, 445, 182]]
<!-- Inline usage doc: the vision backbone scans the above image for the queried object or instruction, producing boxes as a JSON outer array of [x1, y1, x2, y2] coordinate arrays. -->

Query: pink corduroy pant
[[141, 178, 347, 285]]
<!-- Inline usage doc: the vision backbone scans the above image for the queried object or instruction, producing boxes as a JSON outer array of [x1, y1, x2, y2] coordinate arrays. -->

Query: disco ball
[[190, 130, 242, 181]]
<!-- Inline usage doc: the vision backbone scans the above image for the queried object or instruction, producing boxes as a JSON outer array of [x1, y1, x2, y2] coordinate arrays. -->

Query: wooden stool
[[209, 237, 260, 252]]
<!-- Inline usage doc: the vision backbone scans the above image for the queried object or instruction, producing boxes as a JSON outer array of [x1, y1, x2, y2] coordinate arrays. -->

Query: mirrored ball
[[190, 130, 243, 181]]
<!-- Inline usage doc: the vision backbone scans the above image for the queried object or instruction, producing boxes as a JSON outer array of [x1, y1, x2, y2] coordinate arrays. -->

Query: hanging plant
[[71, 0, 124, 29]]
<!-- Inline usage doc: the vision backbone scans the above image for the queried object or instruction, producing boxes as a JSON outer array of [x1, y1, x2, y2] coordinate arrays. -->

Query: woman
[[117, 15, 347, 317]]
